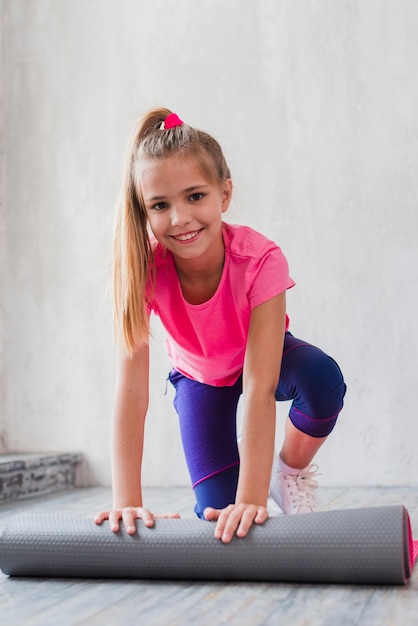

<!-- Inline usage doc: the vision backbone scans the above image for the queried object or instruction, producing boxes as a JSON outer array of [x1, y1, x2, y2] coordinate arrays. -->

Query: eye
[[152, 202, 168, 211], [189, 192, 204, 202]]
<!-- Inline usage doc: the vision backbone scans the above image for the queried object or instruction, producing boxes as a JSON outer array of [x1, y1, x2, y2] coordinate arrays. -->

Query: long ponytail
[[113, 108, 171, 357]]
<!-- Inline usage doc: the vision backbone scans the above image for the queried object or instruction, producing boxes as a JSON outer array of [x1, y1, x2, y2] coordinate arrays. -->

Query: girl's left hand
[[203, 503, 268, 543]]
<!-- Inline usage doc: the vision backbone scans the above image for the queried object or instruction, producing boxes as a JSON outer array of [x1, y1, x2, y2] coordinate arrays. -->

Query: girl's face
[[139, 153, 232, 267]]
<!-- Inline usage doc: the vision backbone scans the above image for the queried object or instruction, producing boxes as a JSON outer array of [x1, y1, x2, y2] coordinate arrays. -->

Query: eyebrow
[[146, 185, 211, 202]]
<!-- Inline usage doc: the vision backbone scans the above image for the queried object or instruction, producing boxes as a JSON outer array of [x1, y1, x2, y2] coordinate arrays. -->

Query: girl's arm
[[205, 291, 286, 542], [95, 341, 179, 533], [238, 291, 286, 506], [111, 342, 150, 509]]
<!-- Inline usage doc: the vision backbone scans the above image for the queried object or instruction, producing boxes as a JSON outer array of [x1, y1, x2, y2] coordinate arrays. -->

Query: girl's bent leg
[[276, 333, 347, 442], [271, 333, 346, 514], [169, 370, 242, 517]]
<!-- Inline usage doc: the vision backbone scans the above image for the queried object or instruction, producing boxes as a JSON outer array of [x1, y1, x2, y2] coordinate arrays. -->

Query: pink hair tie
[[161, 113, 184, 130]]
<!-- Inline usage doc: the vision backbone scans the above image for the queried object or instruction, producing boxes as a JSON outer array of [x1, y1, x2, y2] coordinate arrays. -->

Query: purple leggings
[[169, 332, 346, 518]]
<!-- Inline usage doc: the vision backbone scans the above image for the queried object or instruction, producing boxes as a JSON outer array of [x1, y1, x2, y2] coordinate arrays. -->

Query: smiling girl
[[95, 109, 346, 543]]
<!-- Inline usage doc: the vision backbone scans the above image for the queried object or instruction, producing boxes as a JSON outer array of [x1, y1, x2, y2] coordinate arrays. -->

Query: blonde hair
[[113, 108, 231, 357]]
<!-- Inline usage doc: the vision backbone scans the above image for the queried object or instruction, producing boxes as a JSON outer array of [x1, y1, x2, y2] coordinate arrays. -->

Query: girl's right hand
[[94, 507, 181, 535]]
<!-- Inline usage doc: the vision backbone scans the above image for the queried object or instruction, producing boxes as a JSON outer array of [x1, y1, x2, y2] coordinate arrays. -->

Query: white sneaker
[[269, 459, 320, 515]]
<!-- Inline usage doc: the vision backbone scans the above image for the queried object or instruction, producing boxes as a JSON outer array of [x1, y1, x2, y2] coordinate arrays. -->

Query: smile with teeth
[[172, 229, 202, 242]]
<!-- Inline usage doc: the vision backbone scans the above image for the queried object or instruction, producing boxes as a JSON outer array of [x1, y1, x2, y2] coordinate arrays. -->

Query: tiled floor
[[0, 485, 417, 625]]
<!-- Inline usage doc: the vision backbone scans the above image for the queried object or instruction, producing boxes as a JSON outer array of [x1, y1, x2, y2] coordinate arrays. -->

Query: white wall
[[1, 0, 418, 487], [0, 0, 6, 453]]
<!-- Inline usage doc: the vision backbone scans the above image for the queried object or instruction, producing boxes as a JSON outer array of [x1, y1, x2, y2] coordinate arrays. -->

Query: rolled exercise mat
[[0, 506, 417, 584]]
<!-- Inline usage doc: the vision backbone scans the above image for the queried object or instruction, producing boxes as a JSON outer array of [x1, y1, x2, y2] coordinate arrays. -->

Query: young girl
[[95, 108, 346, 544]]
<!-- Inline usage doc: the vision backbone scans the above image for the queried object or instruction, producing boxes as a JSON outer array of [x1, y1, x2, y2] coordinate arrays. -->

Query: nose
[[170, 203, 191, 228]]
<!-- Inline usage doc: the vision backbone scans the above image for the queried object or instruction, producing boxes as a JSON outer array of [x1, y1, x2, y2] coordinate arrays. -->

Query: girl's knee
[[289, 351, 346, 437], [299, 349, 345, 404], [193, 465, 239, 518]]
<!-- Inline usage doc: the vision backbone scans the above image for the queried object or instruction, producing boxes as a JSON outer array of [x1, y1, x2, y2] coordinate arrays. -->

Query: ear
[[221, 178, 233, 214]]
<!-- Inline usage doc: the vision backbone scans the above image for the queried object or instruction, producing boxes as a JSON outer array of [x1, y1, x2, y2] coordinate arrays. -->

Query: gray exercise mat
[[0, 505, 414, 584]]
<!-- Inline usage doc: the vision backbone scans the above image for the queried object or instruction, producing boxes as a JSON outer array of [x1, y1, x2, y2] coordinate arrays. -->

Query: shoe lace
[[286, 464, 320, 508]]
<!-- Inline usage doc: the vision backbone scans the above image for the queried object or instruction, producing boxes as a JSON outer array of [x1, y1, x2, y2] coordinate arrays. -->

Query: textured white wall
[[1, 0, 418, 487], [0, 2, 6, 453]]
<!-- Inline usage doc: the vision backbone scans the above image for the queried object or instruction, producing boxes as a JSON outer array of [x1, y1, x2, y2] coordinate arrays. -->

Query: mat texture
[[0, 506, 416, 584]]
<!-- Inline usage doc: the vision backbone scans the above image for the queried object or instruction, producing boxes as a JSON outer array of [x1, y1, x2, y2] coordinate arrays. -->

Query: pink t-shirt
[[146, 223, 295, 386]]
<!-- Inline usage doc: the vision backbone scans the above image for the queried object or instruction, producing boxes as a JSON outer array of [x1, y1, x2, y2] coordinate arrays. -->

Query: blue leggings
[[169, 332, 346, 518]]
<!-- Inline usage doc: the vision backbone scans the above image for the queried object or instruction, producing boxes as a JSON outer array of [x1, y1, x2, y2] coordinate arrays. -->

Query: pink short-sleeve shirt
[[147, 223, 295, 386]]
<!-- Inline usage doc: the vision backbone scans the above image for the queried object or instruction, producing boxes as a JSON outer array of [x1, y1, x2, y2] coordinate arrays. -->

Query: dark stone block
[[0, 453, 83, 502]]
